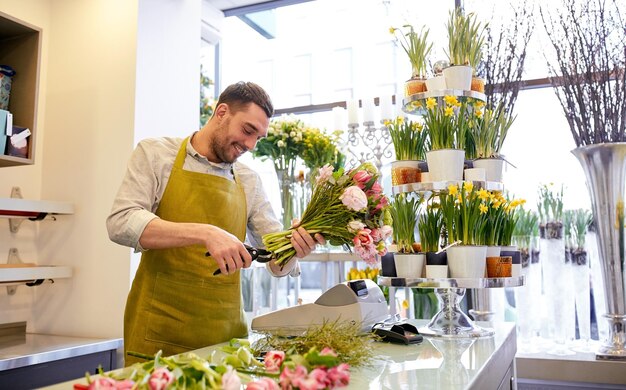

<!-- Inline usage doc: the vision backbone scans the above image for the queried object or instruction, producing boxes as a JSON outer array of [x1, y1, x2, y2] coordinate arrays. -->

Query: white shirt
[[106, 135, 283, 253]]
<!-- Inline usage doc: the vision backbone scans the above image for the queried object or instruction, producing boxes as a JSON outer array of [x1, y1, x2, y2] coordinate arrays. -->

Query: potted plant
[[570, 208, 593, 350], [386, 117, 430, 186], [499, 196, 525, 277], [467, 14, 487, 93], [444, 10, 486, 91], [418, 203, 448, 278], [390, 24, 433, 96], [423, 95, 469, 182], [389, 193, 424, 278], [469, 103, 516, 182], [439, 182, 488, 278]]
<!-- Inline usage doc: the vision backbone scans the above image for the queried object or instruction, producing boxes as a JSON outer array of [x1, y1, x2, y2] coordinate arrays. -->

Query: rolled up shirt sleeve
[[106, 139, 173, 252]]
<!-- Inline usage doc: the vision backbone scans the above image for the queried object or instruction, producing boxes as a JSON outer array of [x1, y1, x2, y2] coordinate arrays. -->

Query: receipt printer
[[251, 279, 389, 336]]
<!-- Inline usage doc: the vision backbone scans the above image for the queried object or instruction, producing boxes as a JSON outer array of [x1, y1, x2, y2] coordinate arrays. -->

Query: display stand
[[378, 276, 524, 338]]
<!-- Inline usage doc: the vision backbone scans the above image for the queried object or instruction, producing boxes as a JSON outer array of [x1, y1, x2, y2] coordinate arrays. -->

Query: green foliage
[[446, 9, 487, 69], [513, 208, 539, 248], [389, 193, 422, 253], [253, 319, 380, 368], [469, 102, 516, 159], [423, 95, 470, 150], [386, 117, 429, 160], [570, 208, 592, 249], [537, 183, 564, 223], [390, 25, 433, 78], [200, 65, 214, 127], [418, 203, 444, 252]]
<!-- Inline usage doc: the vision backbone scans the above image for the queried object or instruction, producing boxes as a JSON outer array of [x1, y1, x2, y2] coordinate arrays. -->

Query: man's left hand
[[290, 219, 326, 258]]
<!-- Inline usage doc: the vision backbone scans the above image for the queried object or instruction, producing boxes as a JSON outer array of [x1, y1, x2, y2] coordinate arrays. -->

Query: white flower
[[290, 131, 296, 137], [347, 220, 366, 233], [277, 140, 285, 148]]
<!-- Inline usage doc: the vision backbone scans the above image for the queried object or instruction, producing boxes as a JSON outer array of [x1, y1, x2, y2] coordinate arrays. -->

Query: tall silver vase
[[572, 143, 626, 360]]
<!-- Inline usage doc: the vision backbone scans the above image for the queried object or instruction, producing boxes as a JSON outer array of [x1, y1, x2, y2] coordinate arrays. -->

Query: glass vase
[[275, 166, 296, 229], [513, 235, 540, 353], [541, 222, 575, 356], [571, 246, 593, 352]]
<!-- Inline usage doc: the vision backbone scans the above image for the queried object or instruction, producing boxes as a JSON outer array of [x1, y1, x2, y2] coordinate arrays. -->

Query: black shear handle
[[208, 244, 269, 275]]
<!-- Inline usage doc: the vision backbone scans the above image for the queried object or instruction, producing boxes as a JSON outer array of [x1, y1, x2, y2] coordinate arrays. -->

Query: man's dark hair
[[215, 81, 274, 118]]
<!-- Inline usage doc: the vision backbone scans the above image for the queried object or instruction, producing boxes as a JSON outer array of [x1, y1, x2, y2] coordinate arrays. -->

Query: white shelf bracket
[[7, 186, 53, 233], [9, 186, 24, 233], [6, 247, 22, 295]]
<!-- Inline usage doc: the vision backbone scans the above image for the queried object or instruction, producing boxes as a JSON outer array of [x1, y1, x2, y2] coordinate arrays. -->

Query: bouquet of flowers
[[75, 340, 350, 390], [253, 114, 306, 173], [263, 162, 392, 267]]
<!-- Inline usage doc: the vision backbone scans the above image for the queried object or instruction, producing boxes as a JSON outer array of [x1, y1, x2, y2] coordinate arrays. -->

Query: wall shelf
[[0, 266, 72, 286], [0, 197, 74, 218]]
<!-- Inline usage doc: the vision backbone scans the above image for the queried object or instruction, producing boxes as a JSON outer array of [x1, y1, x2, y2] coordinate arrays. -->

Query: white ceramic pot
[[486, 246, 501, 258], [442, 65, 472, 91], [394, 253, 425, 278], [464, 167, 486, 182], [426, 265, 448, 278], [472, 158, 504, 182], [426, 149, 465, 182], [446, 245, 487, 278], [425, 76, 447, 92]]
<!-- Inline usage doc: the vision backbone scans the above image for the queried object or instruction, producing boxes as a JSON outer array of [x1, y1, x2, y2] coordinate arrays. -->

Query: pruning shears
[[208, 244, 273, 275]]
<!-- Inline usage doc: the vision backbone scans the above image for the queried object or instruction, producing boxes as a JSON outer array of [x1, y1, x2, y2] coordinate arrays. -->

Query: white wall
[[0, 0, 51, 329], [0, 0, 202, 339]]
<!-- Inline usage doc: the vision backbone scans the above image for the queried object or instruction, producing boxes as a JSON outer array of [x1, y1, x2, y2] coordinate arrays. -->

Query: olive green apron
[[123, 137, 248, 366]]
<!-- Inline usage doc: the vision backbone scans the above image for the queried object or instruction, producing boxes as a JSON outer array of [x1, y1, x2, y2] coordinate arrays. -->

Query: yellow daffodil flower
[[383, 120, 391, 126], [463, 181, 474, 193], [444, 95, 459, 106], [475, 109, 483, 118], [473, 100, 485, 109], [389, 27, 396, 34], [402, 299, 409, 310], [479, 203, 488, 214], [477, 188, 489, 201], [448, 184, 459, 195], [426, 97, 437, 110], [444, 106, 454, 117]]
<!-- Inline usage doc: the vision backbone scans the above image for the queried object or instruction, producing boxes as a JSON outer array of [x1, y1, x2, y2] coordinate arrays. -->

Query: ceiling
[[209, 0, 267, 11]]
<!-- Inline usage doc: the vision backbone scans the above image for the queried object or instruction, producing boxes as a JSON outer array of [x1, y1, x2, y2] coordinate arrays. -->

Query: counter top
[[0, 333, 123, 371], [44, 320, 516, 389], [516, 349, 626, 386]]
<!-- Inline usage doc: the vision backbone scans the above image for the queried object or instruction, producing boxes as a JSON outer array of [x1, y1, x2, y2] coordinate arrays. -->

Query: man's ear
[[214, 103, 229, 120]]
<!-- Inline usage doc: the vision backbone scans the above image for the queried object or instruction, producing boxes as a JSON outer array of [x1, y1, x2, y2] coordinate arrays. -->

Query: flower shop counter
[[44, 320, 516, 390], [0, 333, 123, 388]]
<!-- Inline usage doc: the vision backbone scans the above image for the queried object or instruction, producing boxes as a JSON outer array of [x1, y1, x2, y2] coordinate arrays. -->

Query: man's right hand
[[139, 219, 252, 275], [203, 225, 253, 275]]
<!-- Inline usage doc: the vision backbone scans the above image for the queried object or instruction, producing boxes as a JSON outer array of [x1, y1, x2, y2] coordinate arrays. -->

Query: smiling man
[[106, 81, 323, 365]]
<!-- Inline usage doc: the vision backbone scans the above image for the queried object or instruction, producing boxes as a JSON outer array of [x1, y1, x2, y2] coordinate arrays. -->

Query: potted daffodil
[[389, 193, 424, 278], [444, 9, 487, 91], [390, 24, 433, 96]]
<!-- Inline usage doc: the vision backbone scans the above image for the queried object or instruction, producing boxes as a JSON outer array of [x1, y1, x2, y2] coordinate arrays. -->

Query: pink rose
[[380, 225, 393, 240], [353, 229, 373, 247], [352, 170, 373, 187], [327, 363, 351, 388], [294, 368, 329, 390], [340, 186, 368, 211], [148, 368, 174, 390], [245, 377, 279, 390], [355, 243, 378, 265], [264, 350, 286, 373], [370, 228, 382, 242], [280, 365, 308, 389], [315, 164, 334, 185], [221, 366, 241, 390], [88, 378, 135, 390]]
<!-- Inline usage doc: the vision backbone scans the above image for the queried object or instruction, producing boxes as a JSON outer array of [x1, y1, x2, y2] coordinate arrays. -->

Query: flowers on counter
[[262, 162, 392, 268], [74, 339, 351, 390]]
